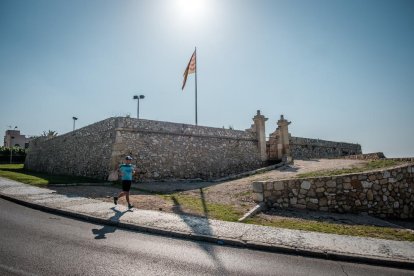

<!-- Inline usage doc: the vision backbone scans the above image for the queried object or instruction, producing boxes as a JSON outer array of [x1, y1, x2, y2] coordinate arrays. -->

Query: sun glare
[[174, 0, 208, 23]]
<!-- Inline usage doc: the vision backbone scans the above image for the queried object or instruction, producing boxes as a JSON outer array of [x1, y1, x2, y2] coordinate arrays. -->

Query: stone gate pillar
[[277, 115, 292, 163], [253, 110, 268, 162]]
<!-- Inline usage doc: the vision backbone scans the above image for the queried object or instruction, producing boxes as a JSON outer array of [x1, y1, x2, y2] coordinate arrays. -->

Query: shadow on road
[[171, 188, 228, 275], [91, 207, 131, 239]]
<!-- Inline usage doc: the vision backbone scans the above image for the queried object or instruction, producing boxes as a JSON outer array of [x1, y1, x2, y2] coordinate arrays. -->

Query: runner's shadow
[[171, 189, 227, 274], [91, 207, 131, 239]]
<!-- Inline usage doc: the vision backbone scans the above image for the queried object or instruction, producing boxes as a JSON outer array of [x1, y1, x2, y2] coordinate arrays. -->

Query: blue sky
[[1, 0, 413, 157]]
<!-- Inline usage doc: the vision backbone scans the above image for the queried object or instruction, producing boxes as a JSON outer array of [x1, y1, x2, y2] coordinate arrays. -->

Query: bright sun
[[174, 0, 208, 22]]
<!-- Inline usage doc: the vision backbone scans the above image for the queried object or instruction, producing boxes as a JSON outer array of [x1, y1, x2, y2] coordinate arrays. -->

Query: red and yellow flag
[[182, 50, 196, 90]]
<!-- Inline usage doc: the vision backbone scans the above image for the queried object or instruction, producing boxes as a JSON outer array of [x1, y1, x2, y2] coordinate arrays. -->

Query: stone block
[[351, 179, 362, 189], [362, 181, 372, 189], [373, 184, 381, 191], [252, 182, 264, 193], [253, 193, 263, 202], [315, 181, 324, 188], [343, 182, 352, 190], [319, 198, 328, 206], [383, 171, 391, 178], [298, 199, 306, 205], [307, 203, 319, 210], [309, 198, 319, 204], [290, 197, 297, 205], [327, 188, 336, 193], [379, 179, 388, 185], [358, 175, 367, 180], [273, 182, 285, 191], [315, 187, 325, 193], [367, 190, 374, 201], [266, 182, 274, 190], [326, 180, 336, 188], [301, 181, 311, 190]]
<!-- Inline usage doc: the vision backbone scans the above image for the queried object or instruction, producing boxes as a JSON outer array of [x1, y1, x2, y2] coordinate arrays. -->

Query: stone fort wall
[[111, 117, 262, 180], [25, 118, 117, 179], [290, 137, 362, 160], [25, 114, 364, 181], [252, 163, 414, 219], [25, 117, 263, 181]]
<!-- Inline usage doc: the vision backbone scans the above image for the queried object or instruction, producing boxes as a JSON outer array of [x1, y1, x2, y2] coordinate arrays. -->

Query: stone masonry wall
[[339, 152, 386, 160], [25, 117, 263, 181], [111, 118, 262, 180], [252, 164, 414, 219], [290, 137, 362, 160], [25, 118, 117, 179]]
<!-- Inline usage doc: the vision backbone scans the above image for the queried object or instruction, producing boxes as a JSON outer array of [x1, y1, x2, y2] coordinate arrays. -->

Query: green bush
[[0, 146, 26, 163]]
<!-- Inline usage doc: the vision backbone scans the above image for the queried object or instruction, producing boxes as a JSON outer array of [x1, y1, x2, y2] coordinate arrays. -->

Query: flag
[[182, 50, 196, 90]]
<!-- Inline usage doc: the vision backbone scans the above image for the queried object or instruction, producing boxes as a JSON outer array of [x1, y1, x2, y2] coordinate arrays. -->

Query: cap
[[125, 156, 133, 160]]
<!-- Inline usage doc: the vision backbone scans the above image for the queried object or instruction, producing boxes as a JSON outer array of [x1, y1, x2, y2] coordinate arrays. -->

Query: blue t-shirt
[[119, 164, 134, 181]]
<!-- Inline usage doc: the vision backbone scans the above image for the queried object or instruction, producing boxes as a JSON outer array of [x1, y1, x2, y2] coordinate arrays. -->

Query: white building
[[3, 129, 31, 148]]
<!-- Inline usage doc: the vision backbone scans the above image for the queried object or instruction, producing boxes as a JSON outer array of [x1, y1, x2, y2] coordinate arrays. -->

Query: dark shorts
[[122, 180, 132, 192]]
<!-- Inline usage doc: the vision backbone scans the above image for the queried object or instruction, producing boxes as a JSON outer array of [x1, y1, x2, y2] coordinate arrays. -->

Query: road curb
[[1, 193, 413, 270]]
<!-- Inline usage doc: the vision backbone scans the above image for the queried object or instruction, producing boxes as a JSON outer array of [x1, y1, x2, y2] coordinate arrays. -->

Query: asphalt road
[[0, 198, 412, 276]]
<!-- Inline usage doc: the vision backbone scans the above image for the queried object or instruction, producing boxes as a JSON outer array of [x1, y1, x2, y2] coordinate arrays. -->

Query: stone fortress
[[25, 111, 361, 181], [24, 112, 414, 219]]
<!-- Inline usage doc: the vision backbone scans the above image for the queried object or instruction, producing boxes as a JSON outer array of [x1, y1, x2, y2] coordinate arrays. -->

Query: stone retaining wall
[[252, 164, 414, 218], [290, 137, 361, 160]]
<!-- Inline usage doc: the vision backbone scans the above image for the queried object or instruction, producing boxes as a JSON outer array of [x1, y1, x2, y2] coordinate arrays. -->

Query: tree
[[41, 130, 58, 138]]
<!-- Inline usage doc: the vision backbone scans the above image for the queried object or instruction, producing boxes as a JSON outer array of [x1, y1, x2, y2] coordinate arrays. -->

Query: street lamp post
[[72, 117, 78, 131], [9, 136, 14, 164], [133, 95, 145, 119], [9, 126, 17, 164]]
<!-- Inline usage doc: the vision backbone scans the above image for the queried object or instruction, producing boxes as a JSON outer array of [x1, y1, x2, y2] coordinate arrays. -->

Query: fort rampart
[[25, 117, 263, 181], [290, 137, 361, 160], [25, 113, 363, 181]]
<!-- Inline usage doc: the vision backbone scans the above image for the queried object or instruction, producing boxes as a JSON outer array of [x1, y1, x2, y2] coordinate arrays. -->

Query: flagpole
[[195, 47, 198, 126]]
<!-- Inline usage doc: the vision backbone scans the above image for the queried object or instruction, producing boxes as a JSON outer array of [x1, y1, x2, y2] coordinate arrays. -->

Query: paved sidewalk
[[0, 177, 413, 269]]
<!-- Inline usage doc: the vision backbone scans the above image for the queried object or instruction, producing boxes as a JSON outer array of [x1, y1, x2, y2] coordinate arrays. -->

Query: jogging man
[[114, 155, 135, 209]]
